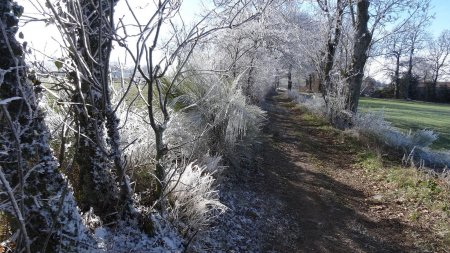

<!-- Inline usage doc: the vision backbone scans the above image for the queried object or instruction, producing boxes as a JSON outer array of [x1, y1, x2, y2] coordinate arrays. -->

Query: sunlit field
[[359, 97, 450, 150]]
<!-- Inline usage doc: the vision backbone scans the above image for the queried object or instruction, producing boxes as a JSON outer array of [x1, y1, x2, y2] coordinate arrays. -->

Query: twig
[[0, 166, 31, 253]]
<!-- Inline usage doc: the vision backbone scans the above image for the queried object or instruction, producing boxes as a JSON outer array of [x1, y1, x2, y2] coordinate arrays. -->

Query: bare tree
[[380, 27, 409, 98], [115, 0, 270, 201], [344, 0, 431, 111], [402, 10, 432, 99], [313, 0, 432, 125], [426, 29, 450, 100]]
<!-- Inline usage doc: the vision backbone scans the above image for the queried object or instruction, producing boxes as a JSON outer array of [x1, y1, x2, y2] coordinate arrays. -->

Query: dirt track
[[209, 90, 436, 253], [256, 91, 426, 253]]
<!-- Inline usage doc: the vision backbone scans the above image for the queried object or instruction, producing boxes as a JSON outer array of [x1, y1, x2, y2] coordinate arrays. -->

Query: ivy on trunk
[[0, 1, 90, 251]]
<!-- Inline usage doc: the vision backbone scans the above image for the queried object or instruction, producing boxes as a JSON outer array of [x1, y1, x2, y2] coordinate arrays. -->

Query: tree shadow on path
[[257, 91, 423, 253]]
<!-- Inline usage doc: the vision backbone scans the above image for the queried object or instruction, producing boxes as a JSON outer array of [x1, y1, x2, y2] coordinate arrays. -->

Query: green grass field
[[359, 97, 450, 150]]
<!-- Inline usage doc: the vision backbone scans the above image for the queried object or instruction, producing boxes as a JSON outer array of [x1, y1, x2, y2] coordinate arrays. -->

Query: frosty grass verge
[[287, 90, 450, 175]]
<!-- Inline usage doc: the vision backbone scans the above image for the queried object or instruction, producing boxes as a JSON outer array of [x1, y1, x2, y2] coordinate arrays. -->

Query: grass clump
[[357, 152, 383, 174], [385, 168, 444, 203], [356, 149, 450, 247]]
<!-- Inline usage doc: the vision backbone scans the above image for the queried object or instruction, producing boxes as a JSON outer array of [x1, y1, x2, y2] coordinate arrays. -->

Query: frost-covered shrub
[[352, 111, 390, 134], [41, 95, 66, 137], [115, 104, 156, 169], [287, 90, 450, 170], [352, 111, 438, 150], [164, 156, 227, 241], [165, 112, 203, 159], [287, 90, 326, 115], [353, 111, 450, 169], [111, 80, 242, 246], [106, 63, 266, 249], [410, 129, 438, 148], [169, 72, 266, 161], [412, 148, 450, 170]]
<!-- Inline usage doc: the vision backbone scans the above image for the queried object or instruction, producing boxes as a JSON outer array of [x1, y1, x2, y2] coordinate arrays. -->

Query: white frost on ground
[[84, 212, 184, 252], [190, 118, 294, 252]]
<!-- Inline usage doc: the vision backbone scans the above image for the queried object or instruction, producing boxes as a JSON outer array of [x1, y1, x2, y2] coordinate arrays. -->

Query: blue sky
[[184, 0, 450, 38], [430, 0, 450, 36], [19, 0, 450, 58]]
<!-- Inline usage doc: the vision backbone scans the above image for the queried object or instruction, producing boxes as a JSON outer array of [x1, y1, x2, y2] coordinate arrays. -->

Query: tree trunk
[[0, 2, 90, 251], [345, 0, 372, 113], [320, 0, 344, 109], [152, 126, 168, 205], [287, 65, 293, 91], [431, 75, 438, 101], [246, 55, 256, 99], [68, 0, 135, 222], [405, 45, 415, 99], [309, 74, 313, 91], [275, 68, 280, 88], [394, 53, 400, 99]]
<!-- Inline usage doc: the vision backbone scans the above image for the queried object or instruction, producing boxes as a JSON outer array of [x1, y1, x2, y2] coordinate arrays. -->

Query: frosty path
[[207, 90, 426, 252]]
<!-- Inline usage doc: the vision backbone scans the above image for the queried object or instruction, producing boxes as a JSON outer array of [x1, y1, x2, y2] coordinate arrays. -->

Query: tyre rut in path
[[255, 91, 420, 253]]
